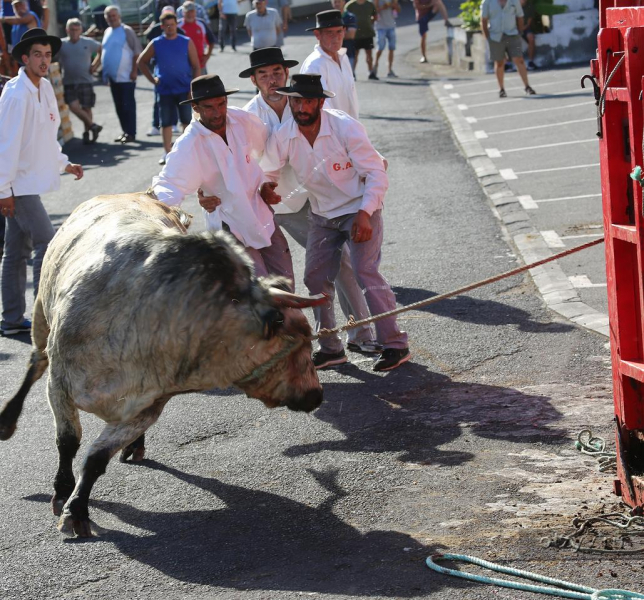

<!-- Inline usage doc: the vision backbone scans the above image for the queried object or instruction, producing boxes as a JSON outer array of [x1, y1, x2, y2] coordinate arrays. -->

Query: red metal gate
[[593, 0, 644, 510]]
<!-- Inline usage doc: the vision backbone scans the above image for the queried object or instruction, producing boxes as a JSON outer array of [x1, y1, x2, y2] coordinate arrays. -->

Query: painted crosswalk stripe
[[535, 193, 601, 204], [515, 163, 600, 175], [444, 83, 454, 89], [500, 168, 517, 180], [541, 230, 565, 248], [502, 139, 597, 154], [450, 93, 461, 99], [517, 195, 538, 209], [466, 116, 478, 123], [561, 233, 604, 240], [475, 130, 488, 139], [486, 148, 502, 158], [467, 88, 592, 109], [487, 118, 595, 136], [569, 275, 607, 288], [457, 104, 469, 111], [476, 102, 590, 121]]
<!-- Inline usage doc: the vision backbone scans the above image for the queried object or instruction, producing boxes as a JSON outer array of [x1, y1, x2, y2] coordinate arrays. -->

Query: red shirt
[[179, 19, 207, 67]]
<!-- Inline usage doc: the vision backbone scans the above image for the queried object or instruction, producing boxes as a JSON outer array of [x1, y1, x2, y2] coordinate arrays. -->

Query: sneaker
[[146, 126, 160, 137], [373, 348, 411, 372], [1, 318, 31, 336], [82, 131, 91, 145], [159, 153, 167, 165], [120, 134, 136, 144], [90, 123, 102, 142], [347, 340, 383, 355], [387, 71, 398, 78], [114, 133, 126, 142], [312, 349, 348, 369], [499, 88, 507, 98], [369, 70, 379, 80], [525, 85, 536, 95], [172, 124, 180, 134], [419, 56, 428, 64], [527, 60, 537, 71]]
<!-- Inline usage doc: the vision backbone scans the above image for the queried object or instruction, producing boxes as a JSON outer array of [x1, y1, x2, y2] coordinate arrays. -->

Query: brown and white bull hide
[[0, 193, 324, 538]]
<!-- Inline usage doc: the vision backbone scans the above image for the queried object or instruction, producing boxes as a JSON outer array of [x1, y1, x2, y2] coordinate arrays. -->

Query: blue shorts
[[418, 10, 437, 36], [377, 27, 396, 51], [159, 93, 192, 128]]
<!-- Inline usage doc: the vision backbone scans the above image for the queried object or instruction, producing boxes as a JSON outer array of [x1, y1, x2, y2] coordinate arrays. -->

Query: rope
[[599, 53, 625, 119], [575, 429, 616, 472], [426, 553, 644, 599], [234, 336, 303, 385], [314, 236, 605, 339]]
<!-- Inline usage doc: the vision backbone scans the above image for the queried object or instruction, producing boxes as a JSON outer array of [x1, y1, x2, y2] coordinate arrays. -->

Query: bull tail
[[0, 298, 50, 441]]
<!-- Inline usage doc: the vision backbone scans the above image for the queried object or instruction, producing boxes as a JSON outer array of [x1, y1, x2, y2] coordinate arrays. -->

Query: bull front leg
[[58, 396, 171, 538]]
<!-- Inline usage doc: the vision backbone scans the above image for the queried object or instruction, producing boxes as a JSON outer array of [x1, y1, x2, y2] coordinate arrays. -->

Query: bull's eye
[[262, 308, 284, 339]]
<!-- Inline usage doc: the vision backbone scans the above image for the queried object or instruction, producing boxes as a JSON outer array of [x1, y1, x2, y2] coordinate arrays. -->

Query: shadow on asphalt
[[25, 465, 472, 596], [362, 113, 435, 123], [64, 138, 160, 169], [391, 286, 574, 334], [285, 361, 566, 463]]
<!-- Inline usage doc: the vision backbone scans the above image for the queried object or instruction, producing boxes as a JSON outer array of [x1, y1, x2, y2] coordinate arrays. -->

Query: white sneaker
[[387, 71, 398, 78], [158, 153, 167, 165], [172, 125, 180, 134], [146, 126, 160, 136]]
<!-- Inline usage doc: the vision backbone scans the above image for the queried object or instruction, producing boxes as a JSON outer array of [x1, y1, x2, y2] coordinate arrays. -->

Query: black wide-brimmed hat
[[276, 74, 335, 99], [11, 27, 62, 62], [239, 47, 299, 78], [306, 9, 344, 31], [180, 74, 239, 104]]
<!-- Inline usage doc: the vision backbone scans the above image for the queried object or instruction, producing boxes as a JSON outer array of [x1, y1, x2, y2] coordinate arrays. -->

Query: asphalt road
[[1, 5, 641, 599]]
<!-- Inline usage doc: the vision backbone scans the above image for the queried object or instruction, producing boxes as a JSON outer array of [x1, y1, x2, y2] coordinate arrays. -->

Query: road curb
[[430, 81, 609, 338]]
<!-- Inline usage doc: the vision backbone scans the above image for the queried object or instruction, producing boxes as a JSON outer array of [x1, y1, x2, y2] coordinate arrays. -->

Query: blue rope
[[426, 553, 644, 599], [630, 166, 643, 184]]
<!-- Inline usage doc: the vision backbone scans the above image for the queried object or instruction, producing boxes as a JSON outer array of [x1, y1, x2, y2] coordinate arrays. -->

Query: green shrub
[[459, 0, 482, 31]]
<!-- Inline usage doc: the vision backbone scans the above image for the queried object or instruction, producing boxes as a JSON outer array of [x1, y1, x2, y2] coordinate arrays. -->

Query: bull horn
[[269, 290, 329, 309]]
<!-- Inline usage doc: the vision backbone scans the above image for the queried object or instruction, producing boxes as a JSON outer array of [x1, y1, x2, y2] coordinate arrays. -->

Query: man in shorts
[[413, 0, 451, 63], [58, 18, 103, 144], [372, 0, 399, 78], [344, 0, 376, 79], [481, 0, 535, 97]]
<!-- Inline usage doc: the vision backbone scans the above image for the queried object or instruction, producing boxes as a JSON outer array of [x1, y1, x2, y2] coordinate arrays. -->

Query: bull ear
[[268, 290, 329, 309]]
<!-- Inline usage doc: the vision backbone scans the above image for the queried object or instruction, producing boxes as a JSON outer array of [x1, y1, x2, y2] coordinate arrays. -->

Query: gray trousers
[[275, 201, 375, 344], [304, 209, 408, 354], [1, 194, 55, 325], [244, 222, 294, 287]]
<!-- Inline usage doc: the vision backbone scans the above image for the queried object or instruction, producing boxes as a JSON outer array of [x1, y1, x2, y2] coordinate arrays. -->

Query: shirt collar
[[257, 93, 291, 121], [18, 67, 39, 95], [288, 108, 331, 140], [315, 44, 348, 60]]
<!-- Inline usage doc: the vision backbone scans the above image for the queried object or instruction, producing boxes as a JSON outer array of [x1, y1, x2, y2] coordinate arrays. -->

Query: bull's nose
[[288, 388, 323, 412]]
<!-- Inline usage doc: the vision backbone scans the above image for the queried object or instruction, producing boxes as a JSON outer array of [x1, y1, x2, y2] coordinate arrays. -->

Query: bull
[[0, 194, 325, 538]]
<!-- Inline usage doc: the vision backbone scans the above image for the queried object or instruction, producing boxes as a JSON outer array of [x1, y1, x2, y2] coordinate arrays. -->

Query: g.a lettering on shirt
[[333, 161, 353, 171]]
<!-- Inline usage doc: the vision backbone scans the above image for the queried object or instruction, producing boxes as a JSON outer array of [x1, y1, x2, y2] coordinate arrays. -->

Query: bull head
[[260, 291, 328, 339]]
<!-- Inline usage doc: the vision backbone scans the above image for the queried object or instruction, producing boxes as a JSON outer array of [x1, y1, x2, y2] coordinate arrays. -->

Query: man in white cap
[[152, 74, 293, 282], [262, 74, 410, 371], [0, 28, 83, 336]]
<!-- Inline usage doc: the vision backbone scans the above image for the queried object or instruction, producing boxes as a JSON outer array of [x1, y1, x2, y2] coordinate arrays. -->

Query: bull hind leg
[[48, 378, 82, 516], [58, 396, 171, 538], [119, 433, 145, 463]]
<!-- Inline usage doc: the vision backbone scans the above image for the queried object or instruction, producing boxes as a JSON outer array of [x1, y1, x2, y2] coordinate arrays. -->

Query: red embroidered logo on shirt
[[50, 113, 55, 122], [333, 161, 353, 172], [246, 154, 250, 164]]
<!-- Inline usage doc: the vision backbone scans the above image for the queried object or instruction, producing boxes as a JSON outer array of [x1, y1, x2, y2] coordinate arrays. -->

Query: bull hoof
[[119, 445, 145, 463], [0, 422, 16, 441], [57, 511, 98, 538], [51, 495, 68, 517]]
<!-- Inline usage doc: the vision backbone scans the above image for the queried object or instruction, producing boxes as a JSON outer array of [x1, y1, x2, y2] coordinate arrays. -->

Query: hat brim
[[179, 88, 240, 104], [238, 59, 299, 78], [11, 35, 62, 62], [276, 88, 335, 99], [305, 21, 345, 31]]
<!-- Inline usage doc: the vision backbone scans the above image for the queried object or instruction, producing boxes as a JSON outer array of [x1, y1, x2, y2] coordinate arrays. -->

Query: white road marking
[[535, 193, 601, 204], [455, 79, 591, 98], [561, 233, 604, 240], [500, 168, 517, 180], [517, 195, 538, 209], [541, 230, 565, 248], [502, 139, 598, 154], [486, 148, 502, 158], [457, 104, 469, 111], [475, 130, 488, 139], [466, 116, 478, 123], [487, 118, 595, 136], [442, 72, 577, 91], [450, 93, 461, 99], [443, 83, 454, 89], [467, 88, 592, 109], [515, 163, 600, 175], [476, 102, 590, 121], [569, 275, 607, 288]]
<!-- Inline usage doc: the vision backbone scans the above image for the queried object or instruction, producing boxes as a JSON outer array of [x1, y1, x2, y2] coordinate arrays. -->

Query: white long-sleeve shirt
[[152, 107, 275, 249], [262, 108, 387, 219], [0, 68, 70, 199], [299, 45, 359, 119], [243, 93, 309, 215]]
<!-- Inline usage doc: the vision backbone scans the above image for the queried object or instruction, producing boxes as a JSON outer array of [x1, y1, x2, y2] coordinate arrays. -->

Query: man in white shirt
[[152, 74, 293, 282], [238, 47, 381, 355], [262, 74, 409, 371], [0, 28, 83, 336], [299, 9, 358, 119]]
